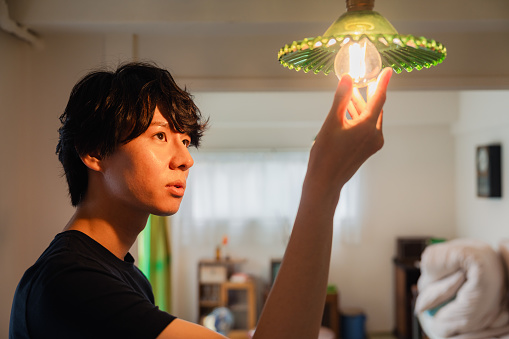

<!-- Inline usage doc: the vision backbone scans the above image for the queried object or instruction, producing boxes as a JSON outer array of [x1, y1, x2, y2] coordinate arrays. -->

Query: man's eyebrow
[[150, 121, 170, 128]]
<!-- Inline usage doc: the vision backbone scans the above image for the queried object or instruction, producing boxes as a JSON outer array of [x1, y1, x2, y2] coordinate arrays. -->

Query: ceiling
[[5, 0, 509, 91]]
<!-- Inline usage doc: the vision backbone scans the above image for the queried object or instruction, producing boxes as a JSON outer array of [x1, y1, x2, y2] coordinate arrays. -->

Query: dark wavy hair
[[56, 61, 207, 206]]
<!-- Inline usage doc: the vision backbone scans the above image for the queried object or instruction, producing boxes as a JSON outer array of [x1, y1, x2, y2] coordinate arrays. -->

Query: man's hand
[[306, 67, 393, 199]]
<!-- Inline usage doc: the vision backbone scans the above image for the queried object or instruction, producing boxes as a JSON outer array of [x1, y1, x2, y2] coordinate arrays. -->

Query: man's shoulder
[[19, 230, 135, 295], [13, 230, 148, 313], [33, 231, 104, 271]]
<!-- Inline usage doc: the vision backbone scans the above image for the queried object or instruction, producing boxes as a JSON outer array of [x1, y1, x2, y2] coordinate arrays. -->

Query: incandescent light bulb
[[334, 37, 382, 88]]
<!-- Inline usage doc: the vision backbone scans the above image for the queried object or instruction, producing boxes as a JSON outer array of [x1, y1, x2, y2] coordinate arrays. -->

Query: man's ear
[[80, 152, 104, 172]]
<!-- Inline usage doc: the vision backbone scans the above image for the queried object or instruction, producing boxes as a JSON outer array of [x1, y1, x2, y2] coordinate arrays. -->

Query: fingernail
[[384, 68, 393, 85], [339, 74, 352, 90]]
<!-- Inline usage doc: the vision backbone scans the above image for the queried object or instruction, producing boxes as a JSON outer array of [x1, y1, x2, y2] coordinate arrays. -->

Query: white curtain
[[175, 151, 363, 247]]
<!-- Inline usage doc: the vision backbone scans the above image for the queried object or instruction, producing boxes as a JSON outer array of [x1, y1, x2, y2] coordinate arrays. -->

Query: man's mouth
[[166, 181, 186, 197]]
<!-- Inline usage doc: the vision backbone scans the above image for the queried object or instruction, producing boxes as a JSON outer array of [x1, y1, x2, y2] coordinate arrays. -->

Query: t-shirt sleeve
[[27, 254, 175, 339]]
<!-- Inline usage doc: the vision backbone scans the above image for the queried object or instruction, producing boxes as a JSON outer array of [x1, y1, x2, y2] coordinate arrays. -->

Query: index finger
[[327, 74, 353, 125]]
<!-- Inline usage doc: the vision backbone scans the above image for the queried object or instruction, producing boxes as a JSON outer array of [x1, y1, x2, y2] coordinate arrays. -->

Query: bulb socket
[[346, 0, 375, 11]]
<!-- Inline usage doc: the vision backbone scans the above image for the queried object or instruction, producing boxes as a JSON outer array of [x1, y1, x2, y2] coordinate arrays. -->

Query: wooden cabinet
[[394, 259, 421, 339]]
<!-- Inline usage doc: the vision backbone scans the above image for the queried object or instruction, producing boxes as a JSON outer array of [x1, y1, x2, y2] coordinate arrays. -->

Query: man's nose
[[169, 139, 194, 171]]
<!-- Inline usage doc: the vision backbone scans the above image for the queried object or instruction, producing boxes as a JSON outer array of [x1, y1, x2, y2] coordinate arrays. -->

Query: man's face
[[100, 107, 194, 216]]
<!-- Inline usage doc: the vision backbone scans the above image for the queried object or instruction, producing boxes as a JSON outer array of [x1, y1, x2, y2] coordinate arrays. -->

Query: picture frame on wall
[[476, 144, 502, 198]]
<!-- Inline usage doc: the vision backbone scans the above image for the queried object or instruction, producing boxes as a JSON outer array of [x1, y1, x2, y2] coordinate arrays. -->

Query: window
[[175, 151, 363, 246]]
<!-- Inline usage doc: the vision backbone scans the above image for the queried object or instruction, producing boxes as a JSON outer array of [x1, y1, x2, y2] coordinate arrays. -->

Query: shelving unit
[[197, 259, 247, 324]]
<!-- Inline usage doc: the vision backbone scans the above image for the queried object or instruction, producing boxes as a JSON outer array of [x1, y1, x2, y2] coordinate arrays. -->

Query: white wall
[[0, 29, 464, 335], [454, 91, 509, 246], [0, 32, 105, 336], [0, 31, 30, 337]]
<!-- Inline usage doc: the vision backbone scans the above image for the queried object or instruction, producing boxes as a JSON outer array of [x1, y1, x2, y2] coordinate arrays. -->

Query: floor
[[370, 334, 397, 339], [227, 331, 397, 339]]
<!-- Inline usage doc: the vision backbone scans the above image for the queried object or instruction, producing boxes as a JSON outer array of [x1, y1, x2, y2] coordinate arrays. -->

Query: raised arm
[[253, 68, 392, 339]]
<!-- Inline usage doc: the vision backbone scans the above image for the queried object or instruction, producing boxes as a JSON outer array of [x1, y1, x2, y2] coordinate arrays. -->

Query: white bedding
[[416, 239, 509, 338]]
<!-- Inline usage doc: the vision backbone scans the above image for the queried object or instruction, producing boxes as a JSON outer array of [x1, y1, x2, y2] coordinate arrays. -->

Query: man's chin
[[151, 210, 177, 217], [151, 205, 181, 217]]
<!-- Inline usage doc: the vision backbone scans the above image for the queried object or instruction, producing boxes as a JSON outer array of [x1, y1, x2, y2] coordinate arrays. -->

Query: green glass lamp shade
[[278, 2, 446, 77]]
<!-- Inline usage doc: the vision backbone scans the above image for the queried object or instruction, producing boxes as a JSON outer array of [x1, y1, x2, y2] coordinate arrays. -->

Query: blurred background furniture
[[393, 237, 429, 339], [322, 291, 340, 339], [221, 281, 257, 333], [198, 259, 247, 323]]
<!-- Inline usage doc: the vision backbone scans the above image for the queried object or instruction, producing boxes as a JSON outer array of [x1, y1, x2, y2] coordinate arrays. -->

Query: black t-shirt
[[9, 230, 175, 339]]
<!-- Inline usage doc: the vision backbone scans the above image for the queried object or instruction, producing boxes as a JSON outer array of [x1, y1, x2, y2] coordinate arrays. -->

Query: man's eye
[[155, 132, 166, 141], [183, 139, 191, 148]]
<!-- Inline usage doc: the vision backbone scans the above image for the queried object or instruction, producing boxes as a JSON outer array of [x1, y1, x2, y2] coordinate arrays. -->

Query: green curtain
[[138, 215, 172, 312]]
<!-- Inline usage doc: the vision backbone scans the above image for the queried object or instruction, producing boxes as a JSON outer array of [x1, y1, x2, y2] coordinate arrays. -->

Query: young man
[[10, 61, 392, 338]]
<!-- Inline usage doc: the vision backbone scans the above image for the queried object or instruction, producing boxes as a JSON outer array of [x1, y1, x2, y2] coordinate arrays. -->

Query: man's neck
[[64, 201, 149, 260]]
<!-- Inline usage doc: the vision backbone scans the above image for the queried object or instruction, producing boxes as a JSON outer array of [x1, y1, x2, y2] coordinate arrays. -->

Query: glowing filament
[[334, 37, 382, 88], [349, 43, 366, 80]]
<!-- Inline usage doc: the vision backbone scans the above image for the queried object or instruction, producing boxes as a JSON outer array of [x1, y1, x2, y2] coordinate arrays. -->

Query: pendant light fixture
[[278, 0, 447, 87]]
